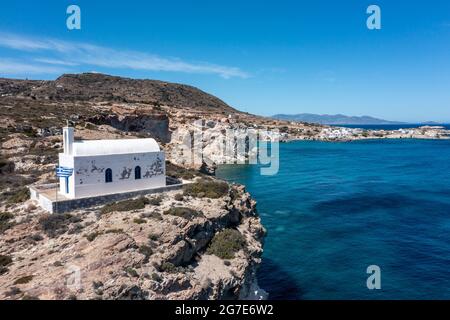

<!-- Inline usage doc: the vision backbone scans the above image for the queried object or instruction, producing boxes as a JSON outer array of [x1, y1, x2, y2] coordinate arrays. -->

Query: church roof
[[72, 138, 161, 156]]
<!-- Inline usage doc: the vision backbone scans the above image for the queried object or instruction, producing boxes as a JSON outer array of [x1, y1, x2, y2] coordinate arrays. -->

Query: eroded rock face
[[89, 112, 171, 143], [167, 120, 267, 173], [0, 185, 266, 300]]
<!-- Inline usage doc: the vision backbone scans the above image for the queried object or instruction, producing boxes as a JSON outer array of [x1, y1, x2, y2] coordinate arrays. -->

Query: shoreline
[[283, 135, 450, 143], [281, 125, 450, 143]]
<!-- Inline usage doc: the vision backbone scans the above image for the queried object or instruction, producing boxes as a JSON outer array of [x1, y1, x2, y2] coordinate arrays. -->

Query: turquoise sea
[[216, 139, 450, 299]]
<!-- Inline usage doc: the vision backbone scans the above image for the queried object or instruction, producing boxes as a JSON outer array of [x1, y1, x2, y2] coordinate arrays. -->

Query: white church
[[58, 126, 166, 199]]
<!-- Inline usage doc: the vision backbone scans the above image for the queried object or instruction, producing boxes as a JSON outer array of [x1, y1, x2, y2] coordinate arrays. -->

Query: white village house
[[31, 126, 170, 213], [59, 126, 166, 198]]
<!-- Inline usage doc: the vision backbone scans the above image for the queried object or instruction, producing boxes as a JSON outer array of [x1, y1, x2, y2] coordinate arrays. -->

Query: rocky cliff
[[0, 180, 266, 300]]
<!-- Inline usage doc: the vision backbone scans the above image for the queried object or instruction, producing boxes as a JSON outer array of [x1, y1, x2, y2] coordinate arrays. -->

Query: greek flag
[[56, 166, 73, 178]]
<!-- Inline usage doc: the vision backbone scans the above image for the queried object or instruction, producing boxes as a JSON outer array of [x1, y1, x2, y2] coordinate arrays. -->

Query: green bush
[[67, 222, 84, 235], [85, 231, 102, 242], [23, 128, 37, 138], [39, 213, 81, 238], [166, 162, 199, 180], [4, 287, 21, 297], [0, 212, 14, 234], [0, 267, 8, 275], [159, 262, 186, 273], [143, 211, 163, 221], [7, 187, 30, 204], [138, 245, 153, 263], [105, 228, 124, 234], [133, 217, 146, 224], [148, 233, 159, 241], [0, 158, 8, 168], [174, 193, 184, 201], [84, 122, 97, 130], [207, 229, 246, 260], [0, 157, 14, 174], [30, 234, 44, 241], [148, 196, 163, 206], [160, 262, 176, 273], [13, 275, 34, 285], [151, 273, 162, 282], [0, 255, 12, 267], [0, 212, 13, 222], [100, 197, 149, 214], [21, 295, 40, 300], [163, 207, 203, 219], [183, 179, 229, 199], [0, 174, 30, 196], [126, 267, 139, 278]]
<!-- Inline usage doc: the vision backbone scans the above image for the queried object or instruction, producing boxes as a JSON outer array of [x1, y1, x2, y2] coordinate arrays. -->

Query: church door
[[105, 168, 113, 183], [135, 166, 141, 180]]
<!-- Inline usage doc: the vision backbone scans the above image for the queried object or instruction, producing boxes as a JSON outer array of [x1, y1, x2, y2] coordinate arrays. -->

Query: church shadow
[[257, 258, 305, 300]]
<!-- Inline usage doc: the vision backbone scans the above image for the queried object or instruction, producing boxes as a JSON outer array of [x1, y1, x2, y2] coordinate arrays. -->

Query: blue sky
[[0, 1, 450, 122]]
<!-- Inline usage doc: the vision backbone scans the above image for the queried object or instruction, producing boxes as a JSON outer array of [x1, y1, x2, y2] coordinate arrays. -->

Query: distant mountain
[[272, 113, 405, 125], [420, 121, 445, 125]]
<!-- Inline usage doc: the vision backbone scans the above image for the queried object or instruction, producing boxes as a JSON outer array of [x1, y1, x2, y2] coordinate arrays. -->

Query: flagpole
[[55, 166, 58, 214]]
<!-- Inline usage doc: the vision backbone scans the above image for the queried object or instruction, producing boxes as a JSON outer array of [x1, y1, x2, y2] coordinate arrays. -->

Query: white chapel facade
[[59, 126, 166, 199]]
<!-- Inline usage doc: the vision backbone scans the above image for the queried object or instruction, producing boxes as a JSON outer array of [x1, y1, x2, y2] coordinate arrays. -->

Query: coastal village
[[298, 124, 449, 141], [0, 73, 449, 300]]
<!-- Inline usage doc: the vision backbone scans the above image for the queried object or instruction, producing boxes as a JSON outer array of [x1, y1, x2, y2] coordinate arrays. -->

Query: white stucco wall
[[58, 152, 165, 199]]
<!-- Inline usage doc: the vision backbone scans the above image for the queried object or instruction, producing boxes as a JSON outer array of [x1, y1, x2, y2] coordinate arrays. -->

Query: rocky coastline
[[1, 73, 448, 300]]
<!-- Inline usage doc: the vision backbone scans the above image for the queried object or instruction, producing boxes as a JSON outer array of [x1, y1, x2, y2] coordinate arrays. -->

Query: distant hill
[[420, 121, 445, 125], [272, 113, 404, 125], [0, 73, 238, 114]]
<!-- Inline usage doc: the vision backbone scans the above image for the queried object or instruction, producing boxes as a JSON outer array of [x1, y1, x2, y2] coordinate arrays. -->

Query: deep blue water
[[216, 139, 450, 299], [334, 124, 450, 130]]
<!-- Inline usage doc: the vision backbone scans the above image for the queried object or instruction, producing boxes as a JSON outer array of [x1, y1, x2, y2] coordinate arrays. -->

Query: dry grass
[[163, 207, 203, 219], [100, 197, 149, 215]]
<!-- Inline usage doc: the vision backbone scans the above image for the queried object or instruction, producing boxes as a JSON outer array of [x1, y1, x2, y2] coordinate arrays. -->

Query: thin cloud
[[34, 58, 79, 66], [0, 33, 51, 51], [316, 70, 337, 83], [0, 33, 249, 79], [0, 59, 68, 75]]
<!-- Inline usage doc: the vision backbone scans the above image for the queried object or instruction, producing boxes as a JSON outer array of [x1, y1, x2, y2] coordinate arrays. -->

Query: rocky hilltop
[[0, 73, 237, 114]]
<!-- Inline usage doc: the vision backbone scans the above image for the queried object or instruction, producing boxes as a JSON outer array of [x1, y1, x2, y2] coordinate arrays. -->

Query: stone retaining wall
[[30, 182, 186, 214]]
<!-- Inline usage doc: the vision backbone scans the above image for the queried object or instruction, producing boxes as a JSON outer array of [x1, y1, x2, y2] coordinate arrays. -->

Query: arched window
[[105, 168, 113, 183], [135, 166, 141, 180]]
